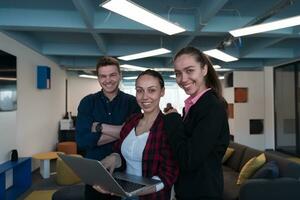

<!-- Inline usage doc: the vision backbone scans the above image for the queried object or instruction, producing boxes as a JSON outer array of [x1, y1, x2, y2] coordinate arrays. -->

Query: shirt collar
[[100, 89, 121, 102], [134, 111, 163, 133], [184, 88, 212, 106]]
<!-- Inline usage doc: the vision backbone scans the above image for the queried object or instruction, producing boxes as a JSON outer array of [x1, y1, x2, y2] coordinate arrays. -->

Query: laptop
[[58, 153, 161, 197]]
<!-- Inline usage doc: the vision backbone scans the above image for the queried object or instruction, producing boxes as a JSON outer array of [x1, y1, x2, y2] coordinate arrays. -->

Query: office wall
[[67, 72, 99, 115], [224, 71, 266, 150], [0, 32, 66, 164], [0, 111, 16, 163]]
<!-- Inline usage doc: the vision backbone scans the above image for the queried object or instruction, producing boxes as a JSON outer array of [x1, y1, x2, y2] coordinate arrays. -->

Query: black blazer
[[164, 90, 230, 199]]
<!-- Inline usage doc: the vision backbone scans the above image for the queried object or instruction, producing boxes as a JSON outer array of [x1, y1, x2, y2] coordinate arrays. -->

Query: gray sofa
[[223, 142, 300, 200]]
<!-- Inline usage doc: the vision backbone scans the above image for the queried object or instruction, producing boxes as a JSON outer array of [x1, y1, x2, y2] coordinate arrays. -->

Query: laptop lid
[[58, 154, 161, 197]]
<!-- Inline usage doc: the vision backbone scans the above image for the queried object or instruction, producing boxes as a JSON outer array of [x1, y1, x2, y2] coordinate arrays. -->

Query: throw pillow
[[252, 160, 279, 179], [237, 153, 266, 185], [222, 147, 235, 163]]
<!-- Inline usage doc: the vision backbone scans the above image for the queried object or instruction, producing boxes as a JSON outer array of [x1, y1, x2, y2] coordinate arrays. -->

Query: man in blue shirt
[[76, 56, 140, 200]]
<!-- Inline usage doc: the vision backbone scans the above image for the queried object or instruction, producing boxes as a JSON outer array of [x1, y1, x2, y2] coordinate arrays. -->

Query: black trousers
[[85, 185, 121, 200]]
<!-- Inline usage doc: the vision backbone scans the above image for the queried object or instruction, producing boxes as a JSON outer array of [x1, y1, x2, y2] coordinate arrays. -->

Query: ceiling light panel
[[204, 49, 238, 62], [118, 48, 171, 61], [120, 64, 149, 71], [79, 74, 98, 79], [101, 0, 185, 35], [123, 76, 138, 80], [230, 15, 300, 37]]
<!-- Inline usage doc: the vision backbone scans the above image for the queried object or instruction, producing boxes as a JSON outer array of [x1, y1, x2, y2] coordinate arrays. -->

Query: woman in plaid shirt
[[94, 69, 179, 200]]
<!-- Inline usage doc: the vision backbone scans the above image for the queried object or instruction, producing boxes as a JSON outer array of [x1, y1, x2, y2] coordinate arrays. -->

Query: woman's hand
[[101, 153, 122, 174], [93, 185, 120, 196], [92, 185, 111, 194]]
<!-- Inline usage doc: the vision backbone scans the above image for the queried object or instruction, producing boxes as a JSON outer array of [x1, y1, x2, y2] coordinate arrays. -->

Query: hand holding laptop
[[93, 153, 156, 197], [93, 180, 157, 197], [90, 153, 122, 196], [93, 185, 115, 196], [101, 153, 122, 174], [58, 154, 162, 197]]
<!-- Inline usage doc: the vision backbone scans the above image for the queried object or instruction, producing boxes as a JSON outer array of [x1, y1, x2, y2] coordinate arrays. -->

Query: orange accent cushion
[[57, 142, 77, 154]]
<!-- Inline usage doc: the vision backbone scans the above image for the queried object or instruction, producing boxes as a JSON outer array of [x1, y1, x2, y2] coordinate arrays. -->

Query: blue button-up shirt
[[76, 90, 140, 160]]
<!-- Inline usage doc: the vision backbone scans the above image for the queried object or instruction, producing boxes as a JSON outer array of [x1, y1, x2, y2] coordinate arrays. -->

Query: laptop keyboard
[[115, 178, 146, 193]]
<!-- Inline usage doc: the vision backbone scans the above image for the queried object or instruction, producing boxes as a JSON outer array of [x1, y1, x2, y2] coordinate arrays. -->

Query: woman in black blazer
[[164, 47, 230, 200]]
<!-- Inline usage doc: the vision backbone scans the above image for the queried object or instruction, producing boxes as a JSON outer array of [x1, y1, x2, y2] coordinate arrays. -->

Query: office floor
[[17, 160, 65, 200]]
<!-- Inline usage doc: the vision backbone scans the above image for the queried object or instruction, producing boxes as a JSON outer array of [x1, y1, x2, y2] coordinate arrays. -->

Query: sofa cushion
[[237, 153, 266, 185], [265, 153, 300, 178], [238, 147, 262, 172], [252, 160, 279, 179], [226, 142, 247, 171], [223, 148, 235, 164], [223, 166, 240, 200], [239, 178, 300, 200]]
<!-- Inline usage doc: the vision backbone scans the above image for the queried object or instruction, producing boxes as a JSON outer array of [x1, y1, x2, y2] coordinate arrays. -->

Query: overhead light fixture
[[218, 76, 225, 80], [169, 74, 176, 78], [123, 76, 138, 80], [79, 74, 98, 79], [203, 49, 238, 62], [120, 64, 149, 71], [100, 0, 185, 35], [153, 68, 173, 72], [0, 77, 17, 81], [118, 48, 171, 61], [229, 15, 300, 37], [215, 68, 233, 72], [213, 65, 221, 69]]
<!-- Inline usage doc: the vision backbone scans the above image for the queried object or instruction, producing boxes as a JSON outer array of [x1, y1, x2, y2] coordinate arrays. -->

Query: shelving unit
[[0, 157, 31, 200]]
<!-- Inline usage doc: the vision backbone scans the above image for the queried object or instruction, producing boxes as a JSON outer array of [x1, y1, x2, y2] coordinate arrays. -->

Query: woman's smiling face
[[174, 54, 208, 97], [135, 74, 164, 114]]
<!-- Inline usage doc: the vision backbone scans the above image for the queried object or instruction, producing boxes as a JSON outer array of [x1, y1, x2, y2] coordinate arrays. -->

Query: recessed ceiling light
[[215, 68, 233, 72], [152, 68, 173, 72], [79, 74, 98, 79], [0, 77, 17, 81], [203, 49, 238, 62], [120, 64, 149, 71], [123, 76, 138, 80], [229, 15, 300, 37], [213, 65, 221, 69], [100, 0, 185, 35], [118, 48, 171, 61]]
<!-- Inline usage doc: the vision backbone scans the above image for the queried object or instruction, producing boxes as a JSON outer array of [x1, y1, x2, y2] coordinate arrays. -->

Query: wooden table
[[33, 152, 62, 179]]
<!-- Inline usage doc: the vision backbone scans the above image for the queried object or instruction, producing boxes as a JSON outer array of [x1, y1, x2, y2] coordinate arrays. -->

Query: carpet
[[24, 190, 57, 200]]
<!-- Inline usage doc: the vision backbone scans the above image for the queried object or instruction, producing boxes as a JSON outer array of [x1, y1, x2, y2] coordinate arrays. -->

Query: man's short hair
[[96, 56, 121, 74]]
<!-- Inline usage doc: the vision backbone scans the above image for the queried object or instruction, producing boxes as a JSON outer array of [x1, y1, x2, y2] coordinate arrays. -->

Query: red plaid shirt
[[114, 112, 179, 200]]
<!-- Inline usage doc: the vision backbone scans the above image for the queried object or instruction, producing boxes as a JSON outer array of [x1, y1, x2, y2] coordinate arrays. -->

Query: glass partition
[[274, 62, 300, 156]]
